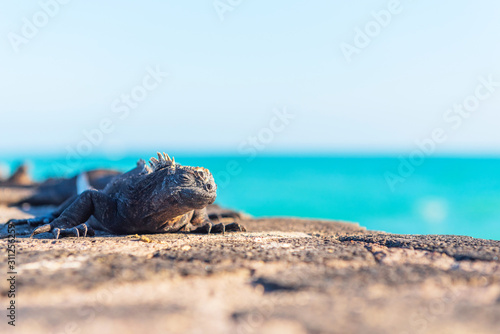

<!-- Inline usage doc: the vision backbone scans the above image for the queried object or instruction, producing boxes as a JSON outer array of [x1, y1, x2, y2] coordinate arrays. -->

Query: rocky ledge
[[0, 206, 499, 334]]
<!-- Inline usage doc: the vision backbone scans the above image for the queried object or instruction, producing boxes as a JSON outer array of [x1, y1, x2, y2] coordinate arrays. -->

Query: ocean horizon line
[[4, 150, 500, 160]]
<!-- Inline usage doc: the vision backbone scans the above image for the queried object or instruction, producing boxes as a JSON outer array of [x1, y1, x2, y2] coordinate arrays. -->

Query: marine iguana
[[5, 153, 245, 239]]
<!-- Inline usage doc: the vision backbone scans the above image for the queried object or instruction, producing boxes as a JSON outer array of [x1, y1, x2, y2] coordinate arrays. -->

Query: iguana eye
[[180, 174, 194, 185]]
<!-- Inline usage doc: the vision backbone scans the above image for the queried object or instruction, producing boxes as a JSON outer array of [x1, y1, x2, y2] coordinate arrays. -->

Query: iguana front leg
[[189, 208, 246, 234], [31, 190, 116, 239]]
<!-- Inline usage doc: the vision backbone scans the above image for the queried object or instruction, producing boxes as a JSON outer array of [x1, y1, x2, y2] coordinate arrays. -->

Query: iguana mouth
[[206, 195, 216, 205], [197, 192, 217, 204]]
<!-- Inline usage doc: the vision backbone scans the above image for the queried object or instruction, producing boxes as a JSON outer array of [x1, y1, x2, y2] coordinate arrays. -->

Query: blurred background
[[1, 1, 499, 239]]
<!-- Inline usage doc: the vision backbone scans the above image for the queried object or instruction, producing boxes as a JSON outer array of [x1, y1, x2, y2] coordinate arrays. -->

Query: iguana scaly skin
[[6, 153, 245, 239]]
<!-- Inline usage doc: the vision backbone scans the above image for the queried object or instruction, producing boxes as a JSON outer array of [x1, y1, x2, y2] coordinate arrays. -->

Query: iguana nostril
[[206, 184, 212, 191]]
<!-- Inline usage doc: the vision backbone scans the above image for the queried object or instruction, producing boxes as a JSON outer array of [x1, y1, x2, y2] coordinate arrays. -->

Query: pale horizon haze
[[1, 1, 500, 156]]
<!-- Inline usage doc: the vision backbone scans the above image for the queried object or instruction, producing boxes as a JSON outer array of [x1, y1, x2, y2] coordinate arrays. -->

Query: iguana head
[[146, 153, 217, 210]]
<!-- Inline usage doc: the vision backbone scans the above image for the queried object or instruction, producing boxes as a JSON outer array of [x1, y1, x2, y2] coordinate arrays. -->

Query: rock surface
[[1, 206, 499, 334]]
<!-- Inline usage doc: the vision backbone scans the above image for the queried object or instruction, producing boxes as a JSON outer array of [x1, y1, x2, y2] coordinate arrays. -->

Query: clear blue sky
[[1, 1, 499, 156]]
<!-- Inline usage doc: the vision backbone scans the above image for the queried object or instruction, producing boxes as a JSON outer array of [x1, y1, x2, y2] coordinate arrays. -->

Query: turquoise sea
[[2, 155, 499, 240]]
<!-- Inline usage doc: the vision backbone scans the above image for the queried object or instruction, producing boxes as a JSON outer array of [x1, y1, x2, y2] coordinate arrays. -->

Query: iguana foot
[[52, 223, 95, 239], [224, 222, 246, 232], [190, 222, 246, 234], [208, 212, 243, 223], [31, 221, 95, 239]]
